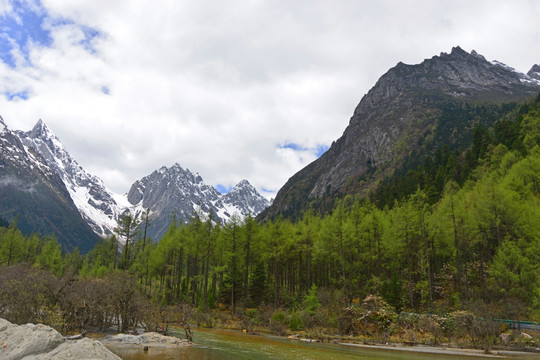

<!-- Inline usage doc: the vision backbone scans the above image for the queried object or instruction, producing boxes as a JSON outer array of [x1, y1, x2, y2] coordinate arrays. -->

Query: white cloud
[[1, 0, 539, 199]]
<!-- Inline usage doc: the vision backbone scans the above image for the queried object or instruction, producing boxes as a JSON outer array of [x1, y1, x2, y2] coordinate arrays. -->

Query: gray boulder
[[0, 319, 120, 360]]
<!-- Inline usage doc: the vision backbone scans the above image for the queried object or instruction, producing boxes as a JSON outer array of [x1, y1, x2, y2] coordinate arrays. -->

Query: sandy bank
[[339, 342, 540, 358]]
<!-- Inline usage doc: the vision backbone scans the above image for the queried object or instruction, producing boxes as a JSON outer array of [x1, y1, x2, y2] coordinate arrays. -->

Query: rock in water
[[0, 318, 120, 360], [101, 332, 191, 347]]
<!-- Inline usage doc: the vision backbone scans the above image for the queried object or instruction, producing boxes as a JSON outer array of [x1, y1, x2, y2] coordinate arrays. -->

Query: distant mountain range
[[3, 46, 539, 249], [259, 46, 540, 220], [127, 165, 270, 240], [1, 118, 270, 250]]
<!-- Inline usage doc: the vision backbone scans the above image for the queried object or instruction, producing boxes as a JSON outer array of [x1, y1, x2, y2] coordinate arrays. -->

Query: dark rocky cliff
[[259, 47, 540, 220]]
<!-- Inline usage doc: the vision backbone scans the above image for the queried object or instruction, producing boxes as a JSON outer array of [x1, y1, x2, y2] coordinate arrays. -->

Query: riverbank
[[339, 342, 539, 358], [188, 309, 540, 358], [190, 327, 540, 359]]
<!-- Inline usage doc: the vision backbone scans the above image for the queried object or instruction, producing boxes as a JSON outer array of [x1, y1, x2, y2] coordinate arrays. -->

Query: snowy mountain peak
[[234, 179, 252, 189], [1, 115, 99, 251], [221, 179, 270, 217], [31, 119, 48, 135], [528, 64, 540, 81], [5, 118, 269, 243], [127, 164, 270, 240], [28, 120, 67, 154], [16, 121, 124, 238]]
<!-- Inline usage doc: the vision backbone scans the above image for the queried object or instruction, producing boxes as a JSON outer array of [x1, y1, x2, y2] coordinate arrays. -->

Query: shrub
[[289, 312, 303, 331], [0, 264, 60, 326], [270, 309, 288, 335], [303, 285, 321, 314]]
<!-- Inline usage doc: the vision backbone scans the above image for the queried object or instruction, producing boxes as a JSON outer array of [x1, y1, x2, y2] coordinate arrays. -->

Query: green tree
[[0, 225, 25, 266], [117, 214, 139, 270], [35, 237, 63, 276]]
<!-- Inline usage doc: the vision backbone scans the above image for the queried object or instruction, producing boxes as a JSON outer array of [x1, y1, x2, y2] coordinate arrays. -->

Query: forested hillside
[[260, 47, 540, 222], [1, 95, 539, 348]]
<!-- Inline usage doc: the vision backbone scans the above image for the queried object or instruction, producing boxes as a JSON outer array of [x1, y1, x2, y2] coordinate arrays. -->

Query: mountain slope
[[221, 179, 270, 216], [259, 47, 540, 220], [7, 118, 269, 243], [0, 116, 99, 252], [127, 164, 270, 240], [16, 120, 125, 237]]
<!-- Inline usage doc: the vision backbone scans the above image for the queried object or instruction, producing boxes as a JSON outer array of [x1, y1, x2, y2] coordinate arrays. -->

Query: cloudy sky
[[1, 0, 539, 198]]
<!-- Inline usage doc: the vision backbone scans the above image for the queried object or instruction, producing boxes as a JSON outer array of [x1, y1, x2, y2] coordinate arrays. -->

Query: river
[[107, 328, 524, 360]]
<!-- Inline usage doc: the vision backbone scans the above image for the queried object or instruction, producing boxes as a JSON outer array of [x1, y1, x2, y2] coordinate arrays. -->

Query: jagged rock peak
[[30, 119, 52, 137], [353, 46, 539, 117], [234, 179, 254, 189], [154, 163, 203, 183], [528, 64, 540, 80], [0, 116, 6, 133], [449, 45, 467, 56], [25, 119, 66, 154], [470, 49, 486, 61], [16, 120, 122, 238]]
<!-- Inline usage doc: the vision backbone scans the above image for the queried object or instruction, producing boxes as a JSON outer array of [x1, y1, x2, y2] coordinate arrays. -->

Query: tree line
[[0, 95, 539, 341]]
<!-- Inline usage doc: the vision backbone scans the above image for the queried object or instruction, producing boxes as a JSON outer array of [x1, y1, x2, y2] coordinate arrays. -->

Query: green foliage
[[289, 311, 303, 331], [1, 93, 539, 340], [35, 237, 64, 276], [249, 261, 267, 307], [303, 285, 321, 314], [0, 225, 25, 266]]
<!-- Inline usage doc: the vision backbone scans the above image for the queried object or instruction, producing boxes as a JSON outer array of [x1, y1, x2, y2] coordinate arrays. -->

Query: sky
[[1, 0, 539, 199]]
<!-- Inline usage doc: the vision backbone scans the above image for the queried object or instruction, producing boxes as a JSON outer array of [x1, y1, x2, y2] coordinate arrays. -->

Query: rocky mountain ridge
[[2, 117, 270, 246], [259, 47, 540, 220], [16, 120, 124, 238], [127, 164, 270, 240], [528, 64, 540, 81], [0, 116, 99, 252]]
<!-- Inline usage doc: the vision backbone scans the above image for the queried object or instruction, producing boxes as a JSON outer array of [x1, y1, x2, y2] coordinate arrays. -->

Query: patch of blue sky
[[101, 86, 110, 95], [315, 145, 329, 157], [4, 90, 29, 100], [47, 17, 100, 53], [278, 142, 330, 158], [279, 142, 307, 152], [79, 25, 100, 53], [0, 1, 51, 67], [0, 0, 101, 68], [216, 184, 233, 194]]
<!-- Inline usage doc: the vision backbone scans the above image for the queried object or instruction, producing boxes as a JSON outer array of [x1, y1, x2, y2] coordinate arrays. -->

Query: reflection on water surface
[[107, 328, 510, 360]]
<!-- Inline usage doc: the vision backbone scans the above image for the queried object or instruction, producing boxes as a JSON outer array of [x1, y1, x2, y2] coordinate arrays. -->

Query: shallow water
[[107, 328, 507, 360]]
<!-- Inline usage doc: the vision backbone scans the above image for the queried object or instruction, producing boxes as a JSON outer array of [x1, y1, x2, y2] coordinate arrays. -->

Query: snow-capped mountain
[[221, 180, 271, 218], [7, 118, 270, 243], [16, 120, 124, 237], [0, 116, 99, 252], [127, 164, 271, 240], [528, 64, 540, 81]]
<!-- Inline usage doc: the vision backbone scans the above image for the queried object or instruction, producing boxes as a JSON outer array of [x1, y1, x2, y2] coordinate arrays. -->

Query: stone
[[101, 332, 190, 348], [0, 319, 120, 360]]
